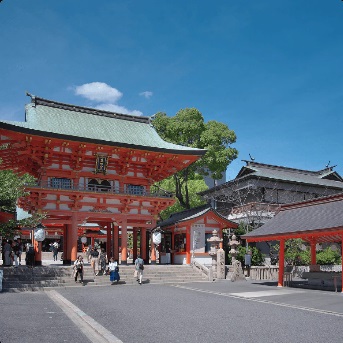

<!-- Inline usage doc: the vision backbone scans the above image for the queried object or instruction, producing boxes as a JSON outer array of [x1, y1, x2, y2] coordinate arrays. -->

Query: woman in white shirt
[[108, 258, 120, 285]]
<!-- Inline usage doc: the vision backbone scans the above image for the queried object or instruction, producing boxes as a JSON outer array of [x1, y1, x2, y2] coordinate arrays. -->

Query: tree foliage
[[0, 170, 35, 212], [152, 108, 237, 209], [154, 176, 208, 220], [0, 170, 40, 237]]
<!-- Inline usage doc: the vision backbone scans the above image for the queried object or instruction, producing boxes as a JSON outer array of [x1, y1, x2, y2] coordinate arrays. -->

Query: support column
[[120, 220, 128, 265], [113, 225, 119, 262], [186, 226, 191, 265], [310, 239, 317, 265], [106, 223, 111, 260], [141, 228, 147, 262], [33, 238, 42, 266], [150, 236, 156, 264], [278, 239, 285, 287], [70, 213, 78, 263], [133, 228, 138, 262], [62, 224, 68, 265]]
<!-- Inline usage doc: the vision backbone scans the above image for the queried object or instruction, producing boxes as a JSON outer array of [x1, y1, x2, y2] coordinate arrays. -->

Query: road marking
[[46, 290, 123, 343], [173, 285, 343, 318], [230, 289, 304, 298]]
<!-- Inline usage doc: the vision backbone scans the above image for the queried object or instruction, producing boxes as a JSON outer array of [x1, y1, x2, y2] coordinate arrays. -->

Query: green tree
[[0, 170, 40, 237], [152, 108, 237, 209], [154, 176, 208, 220]]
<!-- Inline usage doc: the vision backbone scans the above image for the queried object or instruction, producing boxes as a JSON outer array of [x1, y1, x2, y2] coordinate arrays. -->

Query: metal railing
[[27, 181, 174, 198]]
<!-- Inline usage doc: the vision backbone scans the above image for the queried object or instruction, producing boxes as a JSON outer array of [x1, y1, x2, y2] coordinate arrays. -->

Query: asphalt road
[[1, 280, 343, 343]]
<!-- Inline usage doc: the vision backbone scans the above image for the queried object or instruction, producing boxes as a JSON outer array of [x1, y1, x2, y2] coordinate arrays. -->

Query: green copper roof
[[0, 96, 206, 155]]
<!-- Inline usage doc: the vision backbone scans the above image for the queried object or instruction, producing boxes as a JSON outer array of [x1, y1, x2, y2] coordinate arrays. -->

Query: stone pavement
[[1, 278, 343, 343]]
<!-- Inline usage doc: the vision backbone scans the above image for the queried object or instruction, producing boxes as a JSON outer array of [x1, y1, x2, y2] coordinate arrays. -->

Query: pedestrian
[[3, 240, 12, 266], [99, 248, 107, 275], [52, 242, 59, 261], [25, 243, 35, 267], [134, 254, 144, 285], [90, 247, 100, 275], [108, 258, 120, 284], [86, 245, 92, 263], [17, 238, 23, 265], [12, 240, 20, 267], [73, 255, 84, 284]]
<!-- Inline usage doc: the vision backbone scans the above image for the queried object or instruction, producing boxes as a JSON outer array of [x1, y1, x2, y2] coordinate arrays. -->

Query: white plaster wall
[[81, 206, 94, 211], [59, 204, 70, 210], [62, 164, 71, 170], [44, 203, 56, 210], [82, 197, 97, 203]]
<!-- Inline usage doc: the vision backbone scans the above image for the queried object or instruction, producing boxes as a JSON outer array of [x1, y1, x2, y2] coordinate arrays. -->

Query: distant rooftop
[[200, 160, 343, 195], [0, 94, 206, 156]]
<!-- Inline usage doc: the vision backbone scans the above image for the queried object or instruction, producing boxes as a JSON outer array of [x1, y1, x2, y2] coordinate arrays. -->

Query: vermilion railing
[[27, 181, 174, 198]]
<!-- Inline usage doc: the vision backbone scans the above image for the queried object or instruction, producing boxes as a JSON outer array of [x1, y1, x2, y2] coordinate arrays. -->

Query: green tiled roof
[[0, 96, 206, 155]]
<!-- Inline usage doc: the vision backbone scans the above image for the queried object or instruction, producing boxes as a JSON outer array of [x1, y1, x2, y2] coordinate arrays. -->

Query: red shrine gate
[[0, 95, 206, 264]]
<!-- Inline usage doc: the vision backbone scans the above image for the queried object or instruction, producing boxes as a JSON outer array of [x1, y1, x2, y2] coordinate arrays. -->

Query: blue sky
[[1, 1, 342, 180]]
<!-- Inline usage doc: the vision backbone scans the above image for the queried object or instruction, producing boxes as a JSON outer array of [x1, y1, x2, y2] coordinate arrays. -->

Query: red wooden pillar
[[141, 228, 147, 262], [310, 239, 317, 265], [150, 237, 156, 264], [63, 224, 68, 265], [278, 239, 285, 287], [70, 213, 78, 263], [133, 228, 138, 262], [186, 226, 191, 265], [33, 238, 42, 266], [106, 223, 111, 260], [113, 225, 119, 262], [121, 220, 128, 265]]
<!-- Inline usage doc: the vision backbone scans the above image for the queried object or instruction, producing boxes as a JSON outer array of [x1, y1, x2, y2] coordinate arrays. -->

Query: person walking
[[3, 240, 12, 266], [108, 258, 120, 285], [73, 255, 84, 284], [12, 240, 20, 267], [17, 238, 23, 265], [86, 245, 92, 263], [134, 254, 144, 285], [90, 247, 100, 276], [52, 242, 59, 261], [99, 248, 107, 275]]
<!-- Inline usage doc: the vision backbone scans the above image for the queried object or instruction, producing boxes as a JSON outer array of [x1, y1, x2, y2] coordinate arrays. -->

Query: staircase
[[1, 265, 209, 292]]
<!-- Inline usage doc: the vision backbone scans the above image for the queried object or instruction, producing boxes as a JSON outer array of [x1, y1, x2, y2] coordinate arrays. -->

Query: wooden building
[[242, 193, 343, 292], [0, 94, 206, 264], [155, 204, 237, 265]]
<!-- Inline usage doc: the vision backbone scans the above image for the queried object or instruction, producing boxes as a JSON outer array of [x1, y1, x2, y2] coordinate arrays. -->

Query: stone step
[[1, 265, 208, 292]]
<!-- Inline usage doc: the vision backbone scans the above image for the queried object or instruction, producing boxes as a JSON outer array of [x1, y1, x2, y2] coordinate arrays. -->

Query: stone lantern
[[207, 229, 223, 279], [228, 234, 245, 282], [229, 234, 239, 263]]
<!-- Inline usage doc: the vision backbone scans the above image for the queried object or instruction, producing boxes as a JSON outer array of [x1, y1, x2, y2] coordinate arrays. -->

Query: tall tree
[[154, 175, 208, 220], [0, 169, 42, 237], [152, 108, 238, 209]]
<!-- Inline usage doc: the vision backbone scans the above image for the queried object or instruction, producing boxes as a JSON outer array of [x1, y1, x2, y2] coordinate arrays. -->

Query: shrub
[[316, 247, 341, 265]]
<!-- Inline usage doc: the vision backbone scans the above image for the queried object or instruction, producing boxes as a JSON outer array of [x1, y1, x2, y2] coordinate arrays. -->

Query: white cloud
[[74, 82, 123, 102], [96, 103, 142, 116], [139, 91, 153, 99], [73, 82, 143, 116]]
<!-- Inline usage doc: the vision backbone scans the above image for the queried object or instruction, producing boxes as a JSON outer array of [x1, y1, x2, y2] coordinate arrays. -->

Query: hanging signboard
[[95, 154, 109, 174]]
